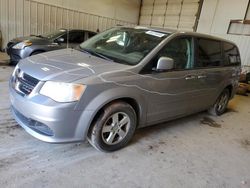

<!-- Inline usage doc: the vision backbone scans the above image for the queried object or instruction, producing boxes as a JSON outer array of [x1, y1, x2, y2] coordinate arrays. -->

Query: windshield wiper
[[80, 48, 113, 62], [78, 48, 91, 55]]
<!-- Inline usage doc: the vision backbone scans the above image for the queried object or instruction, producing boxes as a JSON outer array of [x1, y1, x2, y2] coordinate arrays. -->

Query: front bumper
[[9, 84, 94, 143], [6, 46, 32, 64]]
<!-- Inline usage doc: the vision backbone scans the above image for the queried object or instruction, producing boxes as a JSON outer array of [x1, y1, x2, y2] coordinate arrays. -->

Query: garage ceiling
[[139, 0, 202, 31]]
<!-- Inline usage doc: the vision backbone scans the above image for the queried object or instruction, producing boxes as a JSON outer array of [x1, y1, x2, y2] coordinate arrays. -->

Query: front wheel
[[209, 89, 230, 116], [88, 101, 137, 152]]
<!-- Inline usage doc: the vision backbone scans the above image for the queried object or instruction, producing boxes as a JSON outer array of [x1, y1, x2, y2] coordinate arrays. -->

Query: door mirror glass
[[156, 57, 174, 71], [56, 37, 65, 43]]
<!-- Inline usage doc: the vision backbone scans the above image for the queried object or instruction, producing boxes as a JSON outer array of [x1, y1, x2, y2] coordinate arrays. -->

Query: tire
[[246, 72, 250, 83], [209, 89, 230, 116], [9, 61, 18, 66], [88, 101, 137, 152]]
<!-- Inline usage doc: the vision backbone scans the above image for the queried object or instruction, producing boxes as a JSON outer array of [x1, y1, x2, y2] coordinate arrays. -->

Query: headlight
[[12, 40, 32, 49], [40, 81, 86, 103]]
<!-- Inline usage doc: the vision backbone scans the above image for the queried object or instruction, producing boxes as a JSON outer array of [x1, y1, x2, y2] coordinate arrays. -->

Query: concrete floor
[[0, 53, 250, 188], [0, 52, 9, 65]]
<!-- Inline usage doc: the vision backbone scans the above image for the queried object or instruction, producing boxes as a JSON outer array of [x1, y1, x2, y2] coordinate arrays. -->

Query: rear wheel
[[209, 89, 230, 116], [88, 101, 137, 152]]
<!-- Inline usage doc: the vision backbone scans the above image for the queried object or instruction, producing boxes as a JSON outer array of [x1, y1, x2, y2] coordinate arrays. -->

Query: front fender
[[87, 86, 147, 125], [76, 86, 147, 140]]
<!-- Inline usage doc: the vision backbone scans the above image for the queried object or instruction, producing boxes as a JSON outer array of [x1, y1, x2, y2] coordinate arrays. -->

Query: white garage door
[[139, 0, 202, 31]]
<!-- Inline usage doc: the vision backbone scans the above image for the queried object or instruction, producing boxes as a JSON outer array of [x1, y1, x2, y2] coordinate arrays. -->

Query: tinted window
[[223, 42, 241, 65], [197, 39, 222, 67], [68, 32, 85, 43], [88, 32, 96, 38]]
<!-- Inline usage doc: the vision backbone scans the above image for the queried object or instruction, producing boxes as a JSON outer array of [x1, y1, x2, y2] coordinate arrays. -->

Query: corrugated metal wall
[[246, 1, 250, 19], [197, 0, 250, 66], [139, 0, 201, 31], [0, 0, 136, 49], [216, 34, 250, 67]]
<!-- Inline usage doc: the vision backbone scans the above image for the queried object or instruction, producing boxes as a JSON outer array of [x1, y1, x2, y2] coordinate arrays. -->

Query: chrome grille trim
[[12, 68, 39, 96]]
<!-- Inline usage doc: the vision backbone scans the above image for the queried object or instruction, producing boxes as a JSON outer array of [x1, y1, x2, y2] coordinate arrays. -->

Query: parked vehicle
[[6, 29, 96, 65], [9, 27, 241, 152], [0, 30, 2, 51]]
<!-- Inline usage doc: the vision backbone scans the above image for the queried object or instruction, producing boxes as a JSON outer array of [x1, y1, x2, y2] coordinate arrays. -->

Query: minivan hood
[[18, 49, 130, 82]]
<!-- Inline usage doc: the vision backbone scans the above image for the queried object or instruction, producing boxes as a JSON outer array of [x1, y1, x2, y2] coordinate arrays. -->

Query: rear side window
[[196, 39, 222, 67], [223, 42, 241, 65]]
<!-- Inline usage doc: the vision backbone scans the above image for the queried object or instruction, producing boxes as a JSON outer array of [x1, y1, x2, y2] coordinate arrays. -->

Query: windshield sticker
[[145, 31, 165, 38], [77, 63, 90, 67], [41, 67, 50, 71]]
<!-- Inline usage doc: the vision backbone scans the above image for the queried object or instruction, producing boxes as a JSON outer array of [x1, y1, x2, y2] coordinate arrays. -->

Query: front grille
[[12, 106, 54, 136], [12, 68, 39, 96]]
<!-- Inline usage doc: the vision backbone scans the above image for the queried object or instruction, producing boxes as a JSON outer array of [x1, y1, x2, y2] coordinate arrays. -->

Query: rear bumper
[[9, 83, 94, 143]]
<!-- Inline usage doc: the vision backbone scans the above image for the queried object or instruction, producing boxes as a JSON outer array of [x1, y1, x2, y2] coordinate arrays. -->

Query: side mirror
[[156, 57, 174, 71], [56, 37, 64, 43]]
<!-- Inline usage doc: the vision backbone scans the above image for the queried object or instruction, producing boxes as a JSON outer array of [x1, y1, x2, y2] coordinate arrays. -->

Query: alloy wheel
[[101, 112, 131, 145]]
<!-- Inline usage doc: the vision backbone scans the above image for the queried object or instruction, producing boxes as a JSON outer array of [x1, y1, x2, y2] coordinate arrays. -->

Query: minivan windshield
[[79, 27, 169, 65]]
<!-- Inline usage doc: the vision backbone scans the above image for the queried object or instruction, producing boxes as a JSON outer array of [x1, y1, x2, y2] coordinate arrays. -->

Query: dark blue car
[[6, 29, 96, 65]]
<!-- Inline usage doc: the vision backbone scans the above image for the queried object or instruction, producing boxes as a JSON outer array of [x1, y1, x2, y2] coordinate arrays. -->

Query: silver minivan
[[9, 27, 241, 152]]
